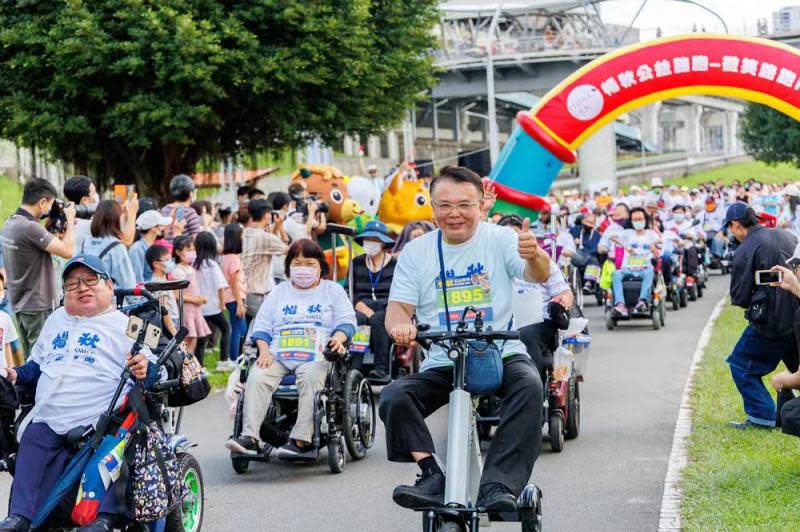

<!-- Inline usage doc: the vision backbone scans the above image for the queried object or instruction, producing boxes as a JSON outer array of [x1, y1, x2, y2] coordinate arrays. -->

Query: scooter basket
[[464, 341, 503, 395]]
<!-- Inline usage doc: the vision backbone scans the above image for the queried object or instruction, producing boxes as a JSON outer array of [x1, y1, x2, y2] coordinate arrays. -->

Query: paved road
[[0, 277, 729, 531]]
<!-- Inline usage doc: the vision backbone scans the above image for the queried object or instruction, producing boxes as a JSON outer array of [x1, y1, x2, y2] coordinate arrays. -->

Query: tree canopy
[[740, 102, 800, 168], [0, 0, 438, 197]]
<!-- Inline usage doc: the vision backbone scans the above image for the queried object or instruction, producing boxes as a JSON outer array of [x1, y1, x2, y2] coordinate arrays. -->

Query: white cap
[[630, 185, 640, 192], [782, 184, 800, 198], [136, 210, 172, 230], [650, 177, 664, 188], [367, 164, 378, 172]]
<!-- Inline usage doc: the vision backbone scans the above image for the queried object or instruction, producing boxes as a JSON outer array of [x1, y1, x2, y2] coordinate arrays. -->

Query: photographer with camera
[[0, 178, 75, 355], [62, 175, 99, 251], [287, 182, 327, 240]]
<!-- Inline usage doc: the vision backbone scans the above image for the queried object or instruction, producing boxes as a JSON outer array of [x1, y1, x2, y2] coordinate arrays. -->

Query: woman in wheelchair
[[225, 239, 356, 460], [0, 255, 160, 532], [345, 221, 396, 381], [609, 208, 662, 317]]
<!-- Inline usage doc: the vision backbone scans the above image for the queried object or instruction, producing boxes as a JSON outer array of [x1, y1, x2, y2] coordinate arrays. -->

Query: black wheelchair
[[0, 281, 206, 532], [229, 337, 376, 474], [604, 270, 667, 331]]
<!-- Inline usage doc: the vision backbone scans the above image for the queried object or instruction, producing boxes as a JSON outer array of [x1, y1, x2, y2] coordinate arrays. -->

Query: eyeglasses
[[64, 273, 106, 291], [432, 200, 481, 214]]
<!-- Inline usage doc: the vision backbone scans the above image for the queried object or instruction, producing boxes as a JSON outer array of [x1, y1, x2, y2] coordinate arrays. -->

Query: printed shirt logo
[[52, 331, 69, 350], [78, 333, 100, 349]]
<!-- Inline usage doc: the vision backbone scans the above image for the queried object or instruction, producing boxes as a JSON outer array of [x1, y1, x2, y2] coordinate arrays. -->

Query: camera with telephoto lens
[[290, 192, 329, 220], [45, 199, 95, 234]]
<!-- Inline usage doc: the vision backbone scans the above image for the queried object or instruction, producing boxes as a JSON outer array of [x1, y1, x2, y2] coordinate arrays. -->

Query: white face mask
[[290, 266, 320, 288], [363, 241, 384, 257], [633, 220, 646, 231]]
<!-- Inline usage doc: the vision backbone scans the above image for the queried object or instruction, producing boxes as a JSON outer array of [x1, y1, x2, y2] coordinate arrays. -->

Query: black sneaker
[[392, 472, 445, 509], [727, 420, 773, 430], [477, 482, 517, 513], [79, 514, 115, 532], [225, 435, 258, 454], [278, 441, 316, 461], [0, 515, 30, 532]]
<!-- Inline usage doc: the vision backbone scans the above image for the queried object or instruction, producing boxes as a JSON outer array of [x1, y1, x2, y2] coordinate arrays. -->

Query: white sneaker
[[216, 361, 232, 372]]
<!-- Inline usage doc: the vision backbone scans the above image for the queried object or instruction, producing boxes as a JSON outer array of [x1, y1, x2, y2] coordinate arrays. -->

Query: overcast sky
[[598, 0, 798, 39]]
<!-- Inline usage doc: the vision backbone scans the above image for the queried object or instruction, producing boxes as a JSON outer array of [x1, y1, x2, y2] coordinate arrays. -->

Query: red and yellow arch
[[517, 34, 800, 163]]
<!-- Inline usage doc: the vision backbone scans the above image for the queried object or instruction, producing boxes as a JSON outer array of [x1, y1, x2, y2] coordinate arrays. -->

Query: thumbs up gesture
[[517, 217, 540, 261]]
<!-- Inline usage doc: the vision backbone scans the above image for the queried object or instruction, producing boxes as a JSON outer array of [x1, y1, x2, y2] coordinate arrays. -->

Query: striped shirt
[[241, 227, 288, 295], [160, 204, 202, 242]]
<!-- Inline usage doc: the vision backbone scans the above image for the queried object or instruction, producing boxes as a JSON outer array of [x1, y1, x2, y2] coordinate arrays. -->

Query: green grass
[[0, 175, 23, 223], [682, 302, 800, 529], [665, 161, 800, 189], [201, 346, 233, 390]]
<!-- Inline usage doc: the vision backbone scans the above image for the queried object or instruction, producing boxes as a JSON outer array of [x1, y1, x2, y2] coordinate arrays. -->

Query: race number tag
[[275, 327, 323, 363], [436, 271, 494, 326], [350, 326, 371, 354], [626, 254, 649, 270]]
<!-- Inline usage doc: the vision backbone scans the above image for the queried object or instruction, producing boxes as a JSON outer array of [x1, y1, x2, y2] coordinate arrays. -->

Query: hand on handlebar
[[389, 323, 417, 347], [126, 352, 149, 380], [325, 337, 348, 357]]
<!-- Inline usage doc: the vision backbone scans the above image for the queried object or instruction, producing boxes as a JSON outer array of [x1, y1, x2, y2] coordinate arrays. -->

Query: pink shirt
[[221, 254, 247, 304]]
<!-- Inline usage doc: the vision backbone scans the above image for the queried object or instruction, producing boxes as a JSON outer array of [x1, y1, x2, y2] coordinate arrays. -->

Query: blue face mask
[[673, 213, 686, 223], [633, 220, 646, 231]]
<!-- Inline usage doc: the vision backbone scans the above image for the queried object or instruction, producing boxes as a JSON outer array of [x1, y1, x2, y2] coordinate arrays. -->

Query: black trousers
[[684, 247, 699, 278], [355, 309, 390, 373], [519, 321, 558, 382], [379, 355, 543, 495], [195, 312, 232, 364]]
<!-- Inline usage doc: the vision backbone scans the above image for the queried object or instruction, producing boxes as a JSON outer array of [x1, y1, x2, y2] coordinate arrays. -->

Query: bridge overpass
[[337, 1, 747, 192]]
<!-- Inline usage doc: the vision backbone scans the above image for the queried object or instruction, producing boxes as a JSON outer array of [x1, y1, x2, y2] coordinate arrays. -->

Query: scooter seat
[[275, 374, 298, 397], [280, 375, 296, 386]]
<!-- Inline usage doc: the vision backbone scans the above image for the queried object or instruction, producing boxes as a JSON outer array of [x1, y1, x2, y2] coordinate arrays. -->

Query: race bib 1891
[[275, 327, 322, 363]]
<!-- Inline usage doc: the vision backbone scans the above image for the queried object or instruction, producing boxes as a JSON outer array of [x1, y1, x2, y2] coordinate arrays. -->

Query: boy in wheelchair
[[0, 255, 163, 532], [225, 240, 356, 460]]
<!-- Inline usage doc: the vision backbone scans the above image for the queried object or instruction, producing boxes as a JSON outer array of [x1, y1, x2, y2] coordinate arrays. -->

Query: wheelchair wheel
[[671, 291, 679, 311], [438, 522, 463, 532], [688, 285, 697, 302], [327, 434, 345, 474], [548, 414, 564, 452], [679, 289, 688, 308], [659, 300, 666, 327], [520, 485, 543, 532], [343, 370, 375, 460], [605, 313, 615, 331], [231, 456, 249, 474], [166, 453, 204, 532], [565, 378, 580, 440]]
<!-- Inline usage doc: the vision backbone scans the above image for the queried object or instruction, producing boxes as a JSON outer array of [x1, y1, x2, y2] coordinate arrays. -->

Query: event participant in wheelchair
[[344, 220, 396, 381], [609, 208, 662, 317], [0, 255, 161, 532], [225, 239, 356, 460], [380, 166, 550, 513], [665, 204, 700, 283]]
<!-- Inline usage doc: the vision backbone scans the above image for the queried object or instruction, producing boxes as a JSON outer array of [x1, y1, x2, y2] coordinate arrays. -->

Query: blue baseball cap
[[62, 254, 111, 280], [723, 202, 752, 227], [355, 220, 395, 246]]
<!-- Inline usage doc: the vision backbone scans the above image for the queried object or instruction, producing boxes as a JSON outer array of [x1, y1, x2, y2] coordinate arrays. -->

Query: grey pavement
[[0, 276, 729, 532]]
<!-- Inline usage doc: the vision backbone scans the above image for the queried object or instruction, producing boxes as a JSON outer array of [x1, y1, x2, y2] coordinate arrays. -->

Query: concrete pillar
[[639, 101, 662, 150], [726, 111, 739, 155], [367, 135, 381, 159], [387, 130, 400, 163], [343, 135, 355, 156], [684, 104, 703, 154], [577, 123, 617, 192]]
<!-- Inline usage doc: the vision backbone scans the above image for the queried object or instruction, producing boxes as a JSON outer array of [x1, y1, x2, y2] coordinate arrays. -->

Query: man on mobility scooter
[[380, 166, 550, 514], [0, 255, 163, 532]]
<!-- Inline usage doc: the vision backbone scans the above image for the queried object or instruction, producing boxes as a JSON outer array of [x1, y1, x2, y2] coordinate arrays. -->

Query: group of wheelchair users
[[0, 164, 719, 531]]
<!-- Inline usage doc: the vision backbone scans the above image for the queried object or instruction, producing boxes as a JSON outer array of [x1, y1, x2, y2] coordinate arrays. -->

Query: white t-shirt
[[250, 280, 356, 370], [389, 223, 529, 371], [0, 310, 18, 368], [28, 307, 156, 435], [196, 260, 229, 316], [619, 229, 660, 270], [73, 218, 92, 254]]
